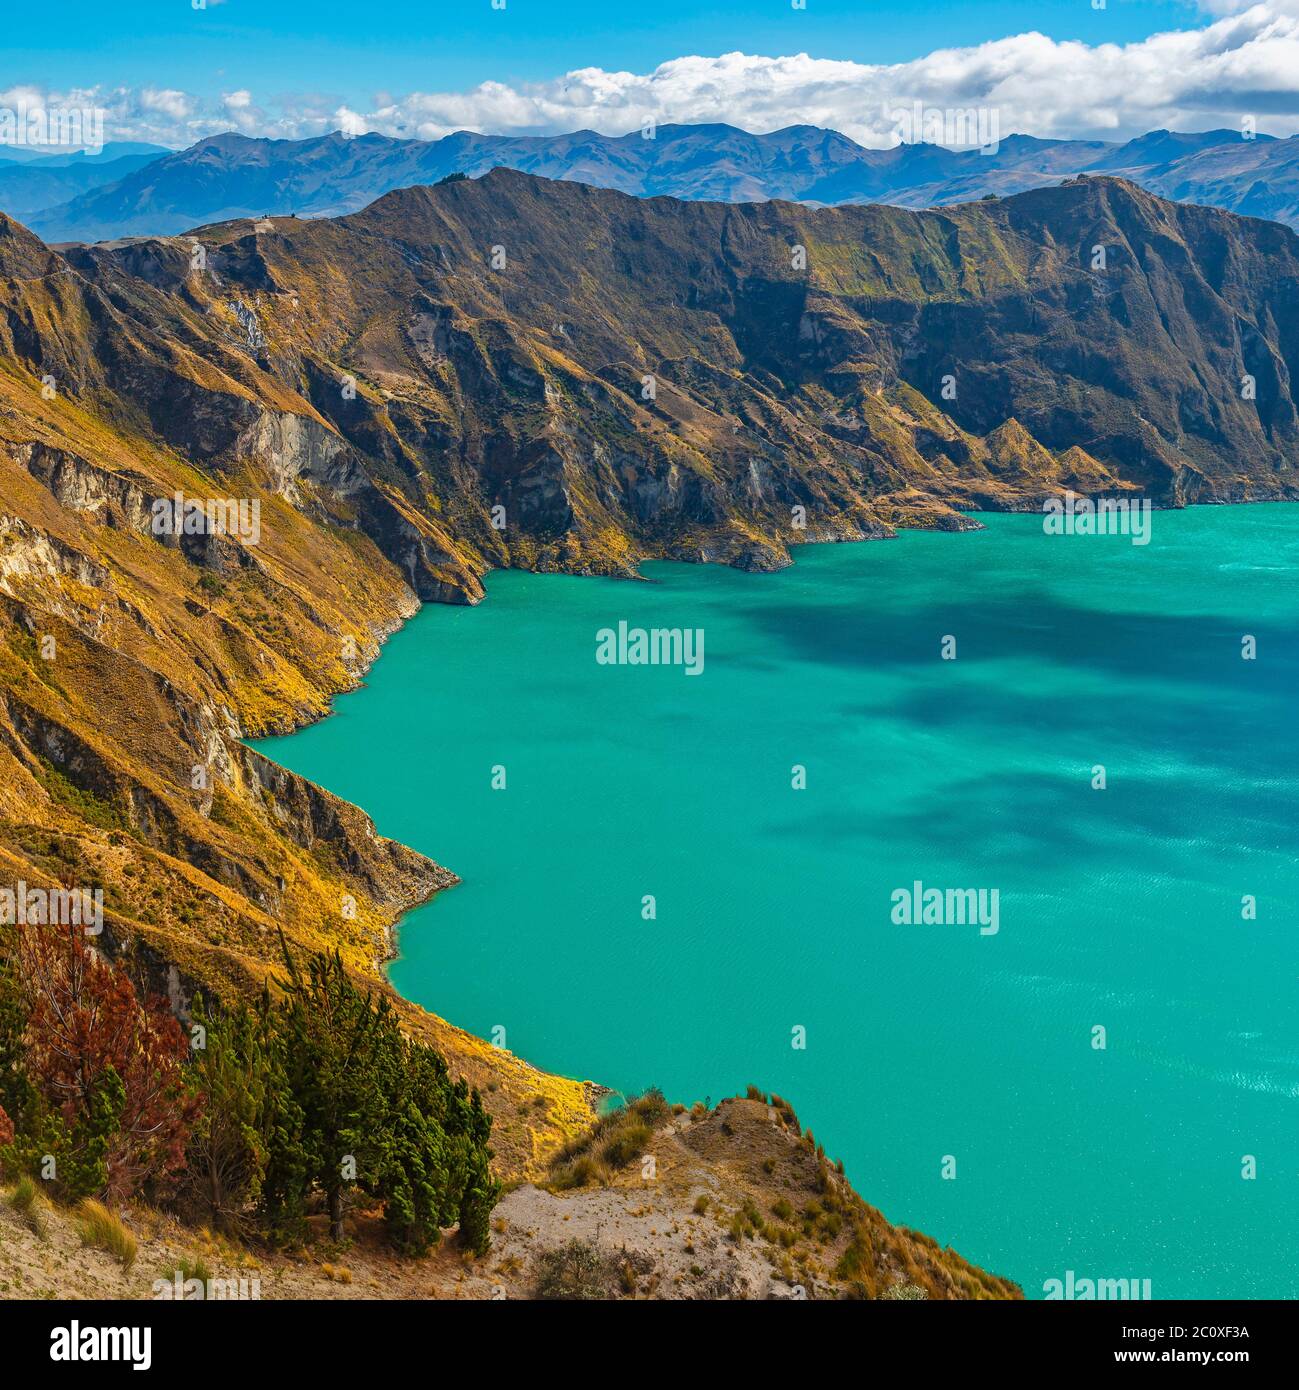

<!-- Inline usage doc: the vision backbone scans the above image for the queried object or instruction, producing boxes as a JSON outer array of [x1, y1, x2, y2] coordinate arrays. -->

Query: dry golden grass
[[76, 1199, 138, 1269]]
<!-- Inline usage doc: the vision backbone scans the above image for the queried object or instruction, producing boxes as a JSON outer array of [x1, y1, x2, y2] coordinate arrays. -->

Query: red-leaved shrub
[[19, 926, 201, 1199]]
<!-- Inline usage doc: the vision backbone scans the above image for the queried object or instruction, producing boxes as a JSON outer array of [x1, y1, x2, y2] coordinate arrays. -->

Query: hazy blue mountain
[[0, 140, 169, 165], [0, 150, 164, 220], [17, 123, 1299, 243], [1092, 130, 1299, 228]]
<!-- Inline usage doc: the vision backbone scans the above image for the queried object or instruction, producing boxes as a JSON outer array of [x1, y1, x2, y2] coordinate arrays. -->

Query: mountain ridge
[[18, 121, 1299, 244], [14, 168, 1299, 596]]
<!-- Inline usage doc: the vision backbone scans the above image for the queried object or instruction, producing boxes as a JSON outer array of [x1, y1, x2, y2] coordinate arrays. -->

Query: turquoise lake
[[254, 506, 1299, 1299]]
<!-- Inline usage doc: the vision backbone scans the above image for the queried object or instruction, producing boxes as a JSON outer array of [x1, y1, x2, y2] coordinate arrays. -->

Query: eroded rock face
[[235, 410, 364, 501], [17, 442, 154, 529], [0, 515, 110, 595]]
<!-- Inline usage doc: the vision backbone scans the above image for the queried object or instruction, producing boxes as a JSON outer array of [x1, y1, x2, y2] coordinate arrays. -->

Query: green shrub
[[173, 1253, 215, 1285], [534, 1239, 611, 1300], [35, 760, 127, 832]]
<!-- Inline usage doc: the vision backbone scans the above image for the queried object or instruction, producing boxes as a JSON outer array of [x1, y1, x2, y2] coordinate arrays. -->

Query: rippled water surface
[[255, 506, 1299, 1297]]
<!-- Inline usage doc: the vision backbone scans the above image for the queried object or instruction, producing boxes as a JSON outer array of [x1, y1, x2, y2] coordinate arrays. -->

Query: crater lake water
[[253, 506, 1299, 1299]]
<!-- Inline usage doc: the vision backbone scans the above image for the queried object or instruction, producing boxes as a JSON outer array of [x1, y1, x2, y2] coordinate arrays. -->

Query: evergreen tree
[[368, 1002, 499, 1254], [256, 984, 312, 1245], [275, 951, 387, 1240], [182, 997, 271, 1234], [452, 1080, 500, 1256], [270, 946, 500, 1251], [0, 924, 34, 1136]]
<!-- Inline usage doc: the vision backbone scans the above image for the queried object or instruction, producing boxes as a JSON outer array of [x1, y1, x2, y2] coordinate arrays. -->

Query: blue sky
[[4, 1, 1296, 150], [5, 0, 1203, 101]]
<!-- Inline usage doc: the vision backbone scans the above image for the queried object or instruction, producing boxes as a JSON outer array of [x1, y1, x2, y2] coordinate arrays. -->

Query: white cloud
[[138, 87, 194, 122], [6, 3, 1299, 151]]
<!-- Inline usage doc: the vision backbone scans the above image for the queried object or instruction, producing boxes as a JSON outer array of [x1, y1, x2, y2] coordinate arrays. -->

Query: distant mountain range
[[0, 146, 166, 221], [0, 140, 168, 165], [11, 123, 1299, 244]]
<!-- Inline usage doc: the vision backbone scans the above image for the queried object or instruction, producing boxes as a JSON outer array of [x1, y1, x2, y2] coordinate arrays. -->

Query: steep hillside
[[60, 168, 1299, 563], [0, 1096, 1021, 1300], [0, 204, 587, 1181], [2, 170, 1295, 995], [1, 171, 1289, 1292]]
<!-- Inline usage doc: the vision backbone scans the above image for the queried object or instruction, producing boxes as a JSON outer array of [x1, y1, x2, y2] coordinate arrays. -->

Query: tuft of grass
[[550, 1154, 603, 1190], [600, 1121, 651, 1170], [9, 1176, 47, 1238], [9, 1176, 39, 1216], [770, 1094, 800, 1133], [77, 1199, 137, 1269], [549, 1089, 670, 1172], [835, 1224, 872, 1280], [174, 1254, 214, 1286]]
